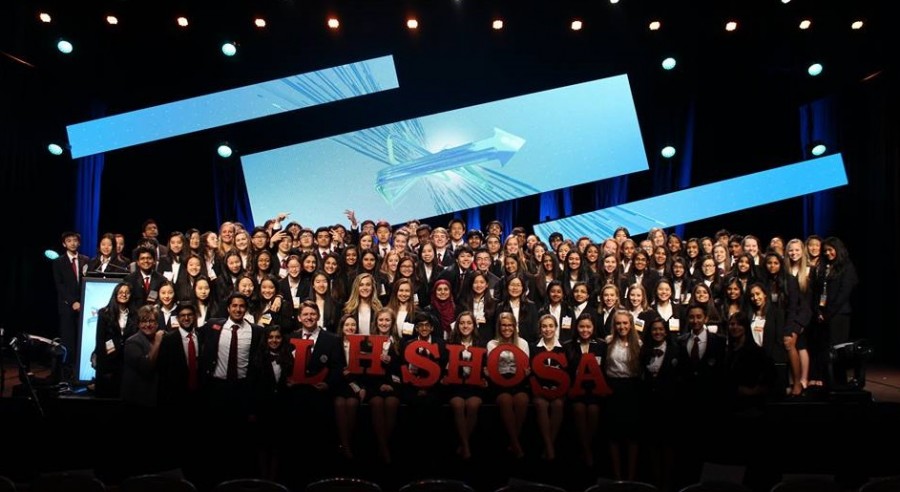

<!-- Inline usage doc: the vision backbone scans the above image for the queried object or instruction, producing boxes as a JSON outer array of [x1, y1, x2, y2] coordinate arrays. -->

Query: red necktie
[[187, 332, 198, 391], [227, 325, 239, 380], [143, 276, 151, 294], [71, 257, 78, 280]]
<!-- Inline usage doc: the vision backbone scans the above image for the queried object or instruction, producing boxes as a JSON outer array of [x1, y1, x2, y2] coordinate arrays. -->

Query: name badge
[[668, 318, 680, 332], [401, 322, 415, 336], [634, 318, 645, 332], [105, 339, 116, 354], [163, 271, 174, 281], [561, 316, 572, 330], [707, 324, 718, 334]]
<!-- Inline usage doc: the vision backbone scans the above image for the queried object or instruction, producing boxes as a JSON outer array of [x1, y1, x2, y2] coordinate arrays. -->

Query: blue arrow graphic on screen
[[374, 128, 536, 211]]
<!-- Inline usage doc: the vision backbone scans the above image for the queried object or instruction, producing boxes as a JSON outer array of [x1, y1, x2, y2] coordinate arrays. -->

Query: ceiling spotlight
[[571, 20, 583, 31], [38, 12, 52, 23], [851, 20, 864, 30], [47, 143, 64, 156], [781, 0, 791, 3], [799, 19, 812, 30], [648, 21, 661, 31], [725, 21, 738, 32], [807, 63, 823, 76], [609, 0, 620, 4], [327, 17, 340, 29], [57, 39, 73, 54], [492, 19, 504, 30], [407, 18, 419, 29], [254, 18, 267, 28], [221, 42, 237, 57], [217, 144, 233, 158], [661, 146, 677, 159], [106, 15, 118, 25], [661, 57, 677, 70], [810, 143, 827, 156], [176, 16, 189, 27], [44, 250, 60, 260]]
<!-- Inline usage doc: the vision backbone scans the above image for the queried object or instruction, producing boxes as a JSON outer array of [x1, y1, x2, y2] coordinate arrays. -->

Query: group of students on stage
[[52, 214, 858, 481]]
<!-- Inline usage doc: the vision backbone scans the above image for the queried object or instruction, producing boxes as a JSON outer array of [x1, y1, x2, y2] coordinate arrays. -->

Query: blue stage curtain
[[562, 188, 573, 217], [539, 191, 561, 222], [800, 96, 838, 238], [465, 208, 481, 234], [673, 100, 696, 239], [212, 157, 255, 229], [74, 154, 104, 256], [495, 201, 515, 238], [594, 176, 629, 209]]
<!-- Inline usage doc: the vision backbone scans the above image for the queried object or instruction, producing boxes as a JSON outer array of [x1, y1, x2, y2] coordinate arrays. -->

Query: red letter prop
[[442, 345, 486, 386], [345, 334, 387, 376], [530, 351, 570, 400], [486, 344, 529, 388], [569, 354, 612, 398], [401, 340, 441, 388], [287, 338, 327, 385]]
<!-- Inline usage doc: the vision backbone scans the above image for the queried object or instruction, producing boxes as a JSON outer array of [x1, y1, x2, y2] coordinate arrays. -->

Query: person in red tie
[[124, 245, 166, 309], [52, 231, 90, 376]]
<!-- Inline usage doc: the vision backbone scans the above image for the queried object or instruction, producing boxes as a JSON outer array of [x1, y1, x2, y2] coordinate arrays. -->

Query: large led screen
[[66, 55, 399, 158], [76, 277, 120, 383], [242, 74, 648, 227], [533, 154, 848, 242]]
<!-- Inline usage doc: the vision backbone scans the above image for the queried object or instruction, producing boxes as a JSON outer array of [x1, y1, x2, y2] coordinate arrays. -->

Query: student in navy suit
[[125, 246, 167, 310], [52, 231, 90, 369]]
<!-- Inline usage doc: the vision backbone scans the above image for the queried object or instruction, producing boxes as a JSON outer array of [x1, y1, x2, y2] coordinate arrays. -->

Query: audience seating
[[858, 476, 900, 492], [212, 478, 291, 492], [306, 477, 383, 492], [119, 473, 197, 492], [398, 479, 476, 492], [585, 480, 660, 492]]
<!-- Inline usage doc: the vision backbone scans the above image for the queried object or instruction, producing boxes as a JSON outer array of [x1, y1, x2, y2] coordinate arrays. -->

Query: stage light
[[106, 15, 118, 25], [407, 18, 419, 29], [254, 18, 267, 28], [217, 143, 233, 158], [176, 16, 189, 27], [571, 20, 583, 31], [661, 57, 676, 70], [851, 20, 864, 30], [610, 0, 620, 4], [492, 19, 504, 30], [327, 17, 340, 29], [47, 143, 64, 156], [661, 146, 676, 158], [808, 63, 823, 76], [44, 250, 60, 260], [781, 0, 791, 3], [799, 19, 812, 30], [221, 42, 237, 57], [39, 12, 52, 23], [810, 143, 827, 156], [57, 39, 73, 54], [648, 21, 661, 31], [725, 21, 738, 32]]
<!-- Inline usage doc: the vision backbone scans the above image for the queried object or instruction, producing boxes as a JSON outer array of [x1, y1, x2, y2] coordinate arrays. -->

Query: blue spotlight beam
[[242, 74, 649, 226], [533, 154, 848, 242], [66, 55, 399, 158]]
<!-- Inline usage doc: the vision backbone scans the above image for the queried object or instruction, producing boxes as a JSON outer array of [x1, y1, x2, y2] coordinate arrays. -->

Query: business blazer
[[288, 329, 345, 391], [53, 252, 90, 308], [197, 317, 265, 384], [496, 299, 539, 343], [94, 307, 138, 397], [677, 329, 727, 404], [125, 269, 168, 309], [157, 327, 204, 409]]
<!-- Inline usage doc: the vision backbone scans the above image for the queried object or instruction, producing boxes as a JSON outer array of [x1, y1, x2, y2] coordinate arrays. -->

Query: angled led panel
[[533, 154, 848, 242], [66, 55, 399, 158], [243, 74, 648, 226]]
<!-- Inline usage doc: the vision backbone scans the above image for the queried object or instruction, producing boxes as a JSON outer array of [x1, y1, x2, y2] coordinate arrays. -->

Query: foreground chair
[[495, 483, 567, 492], [679, 482, 754, 492], [30, 471, 105, 492], [306, 477, 382, 492], [586, 481, 659, 492], [859, 476, 900, 492], [770, 478, 844, 492], [212, 478, 290, 492], [0, 476, 16, 492], [399, 479, 476, 492], [120, 473, 197, 492]]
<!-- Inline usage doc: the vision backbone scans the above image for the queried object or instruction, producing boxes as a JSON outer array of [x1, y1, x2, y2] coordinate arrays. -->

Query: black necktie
[[691, 336, 700, 362]]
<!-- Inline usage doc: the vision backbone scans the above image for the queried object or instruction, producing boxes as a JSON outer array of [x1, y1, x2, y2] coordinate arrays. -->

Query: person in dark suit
[[437, 246, 476, 302], [196, 292, 265, 482], [284, 300, 344, 480], [124, 246, 168, 309], [94, 282, 138, 397], [157, 302, 204, 411], [87, 232, 130, 277], [52, 231, 90, 369]]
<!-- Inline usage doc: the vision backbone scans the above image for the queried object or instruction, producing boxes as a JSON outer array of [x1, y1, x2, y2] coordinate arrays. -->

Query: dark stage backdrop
[[1, 1, 897, 364]]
